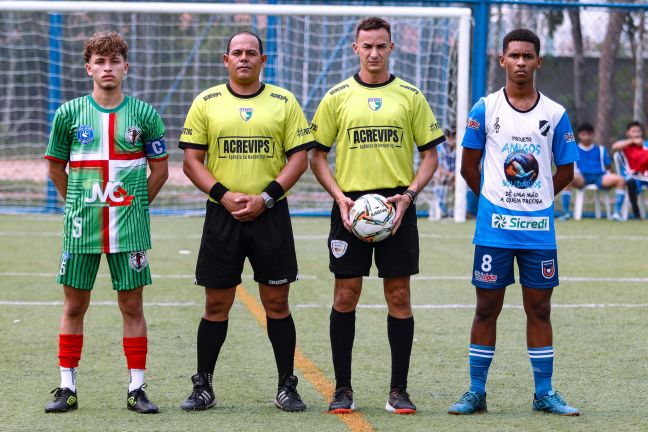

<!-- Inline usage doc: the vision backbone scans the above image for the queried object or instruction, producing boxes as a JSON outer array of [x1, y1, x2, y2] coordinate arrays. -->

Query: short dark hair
[[83, 31, 128, 63], [502, 28, 540, 56], [355, 17, 391, 40], [226, 31, 264, 55], [627, 120, 644, 132], [576, 122, 594, 134]]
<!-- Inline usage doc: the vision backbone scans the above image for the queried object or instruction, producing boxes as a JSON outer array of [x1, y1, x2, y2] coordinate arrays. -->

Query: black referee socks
[[267, 314, 297, 387], [330, 307, 356, 389], [388, 314, 414, 390], [197, 318, 228, 376]]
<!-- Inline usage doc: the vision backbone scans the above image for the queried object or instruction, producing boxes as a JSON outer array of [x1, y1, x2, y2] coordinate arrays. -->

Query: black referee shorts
[[328, 187, 419, 279], [195, 199, 298, 288]]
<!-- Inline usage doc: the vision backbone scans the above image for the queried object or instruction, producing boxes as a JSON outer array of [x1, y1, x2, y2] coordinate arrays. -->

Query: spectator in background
[[612, 121, 648, 220], [560, 122, 625, 221], [434, 128, 457, 218]]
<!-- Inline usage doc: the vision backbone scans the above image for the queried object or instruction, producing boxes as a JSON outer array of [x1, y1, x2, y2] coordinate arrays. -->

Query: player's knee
[[334, 289, 360, 311], [386, 288, 411, 311], [261, 295, 289, 317], [118, 297, 144, 319], [525, 302, 551, 321], [474, 306, 500, 323], [63, 301, 87, 319]]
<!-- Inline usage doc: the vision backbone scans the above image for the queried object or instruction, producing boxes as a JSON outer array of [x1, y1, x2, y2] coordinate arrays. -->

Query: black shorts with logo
[[195, 198, 298, 288], [328, 187, 419, 279]]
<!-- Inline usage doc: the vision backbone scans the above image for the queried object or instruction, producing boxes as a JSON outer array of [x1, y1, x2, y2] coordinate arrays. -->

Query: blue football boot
[[447, 391, 487, 415], [532, 391, 580, 416]]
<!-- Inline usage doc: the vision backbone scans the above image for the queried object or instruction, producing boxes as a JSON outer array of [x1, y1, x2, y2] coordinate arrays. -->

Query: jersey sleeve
[[142, 108, 168, 161], [44, 105, 73, 163], [552, 112, 579, 166], [178, 95, 208, 150], [602, 146, 611, 168], [461, 98, 487, 150], [412, 92, 445, 151], [283, 96, 316, 157], [310, 93, 337, 152]]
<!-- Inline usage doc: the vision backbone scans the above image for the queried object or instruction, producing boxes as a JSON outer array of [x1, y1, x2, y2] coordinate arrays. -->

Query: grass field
[[1, 214, 647, 432]]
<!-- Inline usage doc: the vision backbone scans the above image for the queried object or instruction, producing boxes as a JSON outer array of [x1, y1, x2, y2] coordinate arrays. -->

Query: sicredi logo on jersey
[[491, 214, 549, 231]]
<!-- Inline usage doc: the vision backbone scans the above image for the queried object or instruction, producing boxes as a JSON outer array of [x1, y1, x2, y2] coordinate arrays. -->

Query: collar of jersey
[[87, 94, 130, 113], [353, 73, 396, 88], [226, 83, 266, 99], [502, 88, 540, 113]]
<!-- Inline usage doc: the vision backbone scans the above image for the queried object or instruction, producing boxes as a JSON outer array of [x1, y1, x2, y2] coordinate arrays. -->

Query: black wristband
[[209, 182, 229, 202], [263, 180, 285, 201]]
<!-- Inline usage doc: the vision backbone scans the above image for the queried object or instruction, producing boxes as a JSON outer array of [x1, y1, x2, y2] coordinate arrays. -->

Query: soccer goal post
[[1, 1, 470, 219]]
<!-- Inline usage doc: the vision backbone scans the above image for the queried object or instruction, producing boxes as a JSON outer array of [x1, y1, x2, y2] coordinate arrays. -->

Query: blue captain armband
[[145, 137, 167, 158]]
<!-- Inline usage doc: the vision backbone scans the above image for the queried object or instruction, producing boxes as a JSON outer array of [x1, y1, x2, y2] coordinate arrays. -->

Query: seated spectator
[[612, 121, 648, 220], [561, 122, 625, 221]]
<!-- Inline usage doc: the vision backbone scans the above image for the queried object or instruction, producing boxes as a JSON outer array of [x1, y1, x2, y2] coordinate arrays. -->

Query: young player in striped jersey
[[447, 28, 580, 416], [310, 17, 444, 415], [178, 32, 314, 413], [44, 32, 168, 414]]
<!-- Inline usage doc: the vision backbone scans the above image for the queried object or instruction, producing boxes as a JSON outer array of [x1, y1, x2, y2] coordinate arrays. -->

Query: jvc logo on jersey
[[368, 98, 382, 111], [240, 108, 253, 121], [491, 214, 549, 231], [84, 181, 134, 207]]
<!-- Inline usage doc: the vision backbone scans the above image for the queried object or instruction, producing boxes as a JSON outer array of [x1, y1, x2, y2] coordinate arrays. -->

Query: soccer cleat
[[180, 372, 216, 411], [274, 374, 306, 412], [532, 391, 580, 416], [127, 384, 159, 414], [385, 387, 416, 414], [44, 387, 78, 413], [447, 391, 487, 415], [611, 212, 623, 222], [558, 212, 572, 221], [328, 387, 355, 414]]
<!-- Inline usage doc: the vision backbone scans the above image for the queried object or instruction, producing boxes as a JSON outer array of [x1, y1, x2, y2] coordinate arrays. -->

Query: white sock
[[60, 367, 76, 392], [129, 369, 145, 392]]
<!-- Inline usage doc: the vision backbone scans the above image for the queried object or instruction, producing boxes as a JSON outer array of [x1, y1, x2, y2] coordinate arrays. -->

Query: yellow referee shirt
[[179, 83, 314, 199], [311, 74, 445, 192]]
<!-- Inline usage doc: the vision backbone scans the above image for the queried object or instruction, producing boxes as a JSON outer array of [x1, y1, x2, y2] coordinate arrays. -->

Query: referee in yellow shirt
[[310, 17, 445, 415], [178, 31, 314, 412]]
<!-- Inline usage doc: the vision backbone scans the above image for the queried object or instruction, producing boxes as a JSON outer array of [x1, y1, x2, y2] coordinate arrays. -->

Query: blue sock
[[561, 192, 571, 213], [469, 344, 495, 395], [529, 346, 554, 398], [615, 190, 625, 214]]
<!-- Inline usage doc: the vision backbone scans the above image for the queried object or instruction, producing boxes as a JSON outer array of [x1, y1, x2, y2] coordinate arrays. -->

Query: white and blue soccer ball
[[349, 194, 396, 242]]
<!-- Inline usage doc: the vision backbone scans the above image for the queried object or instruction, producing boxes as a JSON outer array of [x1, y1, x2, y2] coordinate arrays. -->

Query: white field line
[[3, 231, 648, 242], [2, 300, 648, 309], [1, 272, 647, 284]]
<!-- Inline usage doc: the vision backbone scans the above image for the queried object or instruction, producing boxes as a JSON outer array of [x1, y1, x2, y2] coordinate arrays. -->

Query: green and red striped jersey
[[45, 95, 168, 253]]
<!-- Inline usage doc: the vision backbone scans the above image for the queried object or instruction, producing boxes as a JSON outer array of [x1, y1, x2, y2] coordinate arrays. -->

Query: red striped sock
[[58, 334, 83, 368], [123, 336, 148, 370]]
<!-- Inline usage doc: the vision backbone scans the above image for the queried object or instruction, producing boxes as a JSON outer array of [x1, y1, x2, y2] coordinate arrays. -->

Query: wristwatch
[[403, 189, 418, 204], [261, 191, 275, 209]]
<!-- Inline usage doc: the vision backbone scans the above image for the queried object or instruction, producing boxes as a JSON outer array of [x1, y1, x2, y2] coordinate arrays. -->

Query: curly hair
[[502, 28, 540, 56], [83, 31, 128, 63]]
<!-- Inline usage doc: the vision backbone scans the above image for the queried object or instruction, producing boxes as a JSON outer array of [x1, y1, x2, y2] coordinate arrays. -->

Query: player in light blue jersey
[[560, 122, 626, 221], [448, 29, 580, 416]]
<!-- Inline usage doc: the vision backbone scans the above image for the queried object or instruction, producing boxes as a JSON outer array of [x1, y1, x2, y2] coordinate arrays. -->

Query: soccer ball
[[504, 151, 539, 189], [349, 194, 396, 242]]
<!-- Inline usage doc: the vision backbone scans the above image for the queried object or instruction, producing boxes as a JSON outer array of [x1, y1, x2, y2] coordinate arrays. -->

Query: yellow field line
[[236, 284, 374, 432]]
